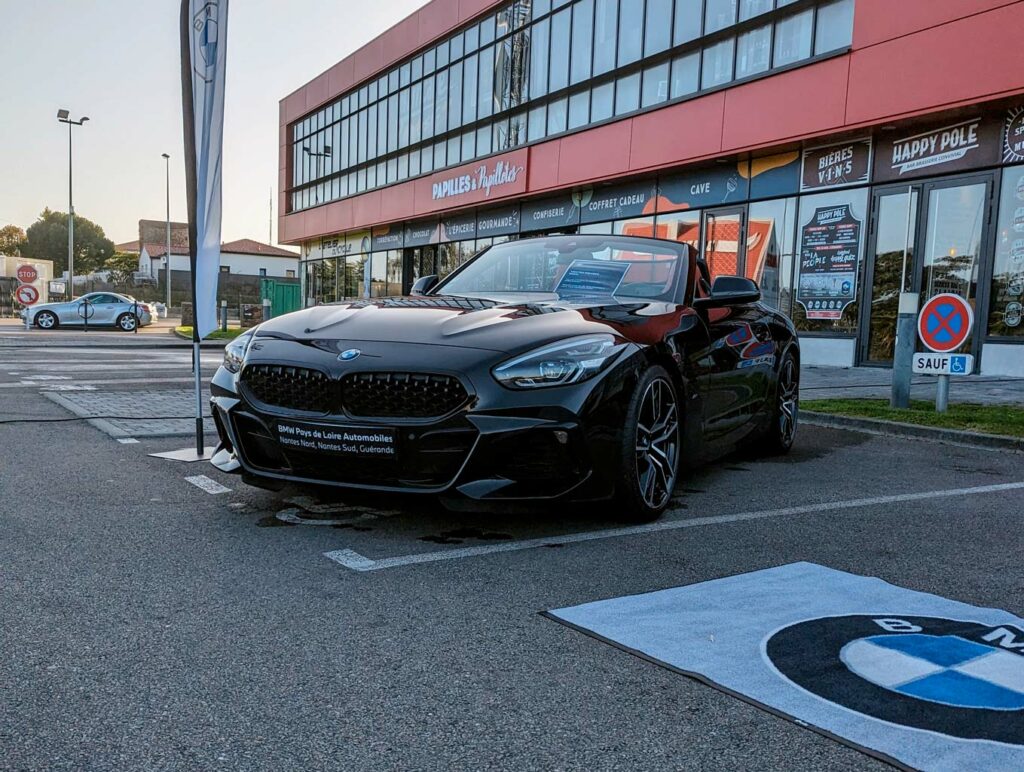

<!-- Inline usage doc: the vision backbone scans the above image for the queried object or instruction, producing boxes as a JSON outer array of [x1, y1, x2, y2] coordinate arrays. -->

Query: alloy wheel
[[38, 313, 55, 329], [119, 315, 137, 331], [634, 377, 680, 511], [778, 356, 799, 446]]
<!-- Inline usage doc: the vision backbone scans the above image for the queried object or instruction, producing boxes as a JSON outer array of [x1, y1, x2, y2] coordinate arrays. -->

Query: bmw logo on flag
[[338, 348, 361, 362], [766, 616, 1024, 745]]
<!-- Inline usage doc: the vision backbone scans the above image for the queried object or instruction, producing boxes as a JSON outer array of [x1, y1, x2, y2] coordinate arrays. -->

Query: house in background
[[116, 220, 299, 279]]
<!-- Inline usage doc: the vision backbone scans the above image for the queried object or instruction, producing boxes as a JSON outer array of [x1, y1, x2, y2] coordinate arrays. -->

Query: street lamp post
[[162, 153, 172, 311], [57, 110, 89, 299], [303, 145, 331, 204]]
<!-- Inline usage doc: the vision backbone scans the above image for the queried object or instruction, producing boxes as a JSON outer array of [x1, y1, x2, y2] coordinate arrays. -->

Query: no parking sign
[[917, 293, 973, 353]]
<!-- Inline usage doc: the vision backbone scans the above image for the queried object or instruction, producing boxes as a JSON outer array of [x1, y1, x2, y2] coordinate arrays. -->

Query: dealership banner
[[797, 204, 862, 320], [182, 0, 229, 340], [874, 116, 1001, 183], [801, 139, 872, 192]]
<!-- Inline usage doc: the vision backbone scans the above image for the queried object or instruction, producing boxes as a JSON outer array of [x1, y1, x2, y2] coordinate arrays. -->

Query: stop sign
[[16, 264, 38, 283]]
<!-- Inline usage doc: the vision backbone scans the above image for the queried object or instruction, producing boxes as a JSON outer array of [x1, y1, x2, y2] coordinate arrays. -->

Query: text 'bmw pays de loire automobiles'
[[209, 235, 799, 521], [24, 292, 155, 331]]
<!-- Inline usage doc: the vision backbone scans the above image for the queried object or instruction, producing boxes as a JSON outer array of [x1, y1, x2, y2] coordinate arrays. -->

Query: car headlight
[[493, 334, 627, 389], [223, 330, 255, 373]]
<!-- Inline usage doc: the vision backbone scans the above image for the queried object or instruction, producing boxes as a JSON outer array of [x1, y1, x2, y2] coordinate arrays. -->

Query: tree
[[104, 252, 140, 288], [0, 224, 25, 255], [20, 208, 115, 276]]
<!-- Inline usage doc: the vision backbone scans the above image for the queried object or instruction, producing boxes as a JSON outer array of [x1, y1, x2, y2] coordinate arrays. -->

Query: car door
[[89, 294, 120, 324]]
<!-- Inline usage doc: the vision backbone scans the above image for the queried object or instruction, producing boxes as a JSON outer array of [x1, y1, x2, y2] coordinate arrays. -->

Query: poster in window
[[1004, 106, 1024, 163], [796, 205, 862, 320]]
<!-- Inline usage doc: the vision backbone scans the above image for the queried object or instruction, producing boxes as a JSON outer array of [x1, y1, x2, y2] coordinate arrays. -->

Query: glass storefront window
[[702, 38, 735, 89], [655, 210, 701, 252], [641, 62, 670, 108], [591, 81, 614, 121], [814, 0, 854, 55], [774, 9, 813, 67], [748, 198, 798, 314], [615, 72, 640, 115], [615, 216, 656, 238], [670, 52, 700, 98], [989, 165, 1024, 337], [736, 24, 771, 79], [568, 90, 590, 128], [387, 251, 404, 295], [793, 187, 869, 334]]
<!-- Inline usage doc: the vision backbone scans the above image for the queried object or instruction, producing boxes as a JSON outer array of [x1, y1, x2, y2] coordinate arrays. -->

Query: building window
[[988, 165, 1024, 338], [259, 268, 267, 277], [286, 270, 296, 278], [220, 265, 231, 273], [289, 0, 856, 212]]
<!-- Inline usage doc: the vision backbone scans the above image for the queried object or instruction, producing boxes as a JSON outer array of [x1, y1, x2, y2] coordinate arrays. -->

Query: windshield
[[436, 235, 686, 302]]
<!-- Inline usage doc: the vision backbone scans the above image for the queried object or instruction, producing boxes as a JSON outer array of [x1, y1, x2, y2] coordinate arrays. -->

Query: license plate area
[[274, 419, 398, 459]]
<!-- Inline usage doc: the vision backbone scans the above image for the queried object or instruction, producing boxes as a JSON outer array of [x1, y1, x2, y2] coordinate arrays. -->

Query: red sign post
[[16, 264, 38, 283], [15, 284, 40, 306], [917, 293, 974, 354]]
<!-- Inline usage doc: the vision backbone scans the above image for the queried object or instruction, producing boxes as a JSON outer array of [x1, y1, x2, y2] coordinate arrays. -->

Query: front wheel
[[615, 365, 681, 523], [117, 313, 138, 332], [35, 311, 58, 329]]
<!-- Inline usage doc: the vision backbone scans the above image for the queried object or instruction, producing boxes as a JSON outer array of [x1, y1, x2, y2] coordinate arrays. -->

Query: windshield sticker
[[555, 260, 630, 298]]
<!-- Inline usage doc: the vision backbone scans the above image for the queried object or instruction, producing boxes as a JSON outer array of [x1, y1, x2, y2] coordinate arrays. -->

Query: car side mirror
[[410, 275, 438, 296], [695, 275, 761, 308]]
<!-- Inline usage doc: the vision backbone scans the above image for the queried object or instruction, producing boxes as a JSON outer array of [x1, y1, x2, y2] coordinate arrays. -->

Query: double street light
[[57, 109, 89, 299]]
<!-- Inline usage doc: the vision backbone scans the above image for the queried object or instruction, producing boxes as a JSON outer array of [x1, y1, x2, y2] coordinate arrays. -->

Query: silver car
[[23, 292, 154, 331]]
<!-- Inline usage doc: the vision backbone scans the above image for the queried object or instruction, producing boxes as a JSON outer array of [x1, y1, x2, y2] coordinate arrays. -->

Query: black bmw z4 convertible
[[209, 235, 799, 521]]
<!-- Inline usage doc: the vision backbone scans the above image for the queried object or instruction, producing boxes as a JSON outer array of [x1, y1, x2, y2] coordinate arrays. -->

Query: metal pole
[[220, 299, 227, 331], [891, 187, 917, 409], [194, 341, 204, 454], [936, 374, 950, 413], [67, 122, 74, 299], [165, 154, 172, 312]]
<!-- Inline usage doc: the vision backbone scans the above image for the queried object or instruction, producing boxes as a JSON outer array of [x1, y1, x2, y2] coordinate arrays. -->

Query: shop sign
[[370, 223, 404, 252], [520, 194, 580, 232], [874, 116, 1002, 182], [421, 149, 528, 211], [658, 164, 748, 213], [577, 180, 658, 224], [440, 212, 477, 242], [796, 204, 862, 320], [476, 205, 521, 238], [404, 220, 439, 248], [801, 139, 872, 191], [749, 152, 801, 200], [1004, 106, 1024, 163], [319, 230, 370, 259]]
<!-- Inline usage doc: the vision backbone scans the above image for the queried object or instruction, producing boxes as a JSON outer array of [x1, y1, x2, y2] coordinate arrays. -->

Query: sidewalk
[[0, 316, 227, 348], [800, 365, 1024, 406]]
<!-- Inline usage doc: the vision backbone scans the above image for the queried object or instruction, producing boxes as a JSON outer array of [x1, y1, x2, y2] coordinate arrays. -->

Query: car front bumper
[[208, 339, 643, 502]]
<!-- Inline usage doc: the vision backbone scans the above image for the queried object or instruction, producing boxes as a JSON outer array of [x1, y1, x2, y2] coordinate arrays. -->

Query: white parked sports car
[[21, 292, 155, 331]]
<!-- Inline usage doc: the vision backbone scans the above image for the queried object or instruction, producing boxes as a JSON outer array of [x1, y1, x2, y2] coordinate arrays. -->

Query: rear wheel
[[35, 311, 58, 329], [757, 349, 799, 455], [117, 313, 138, 332], [615, 366, 681, 523]]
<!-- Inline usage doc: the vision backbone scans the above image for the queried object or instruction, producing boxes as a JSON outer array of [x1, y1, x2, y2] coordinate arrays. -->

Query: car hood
[[254, 295, 694, 353]]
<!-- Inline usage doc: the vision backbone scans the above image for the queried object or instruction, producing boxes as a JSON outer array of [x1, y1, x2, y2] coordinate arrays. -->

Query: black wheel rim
[[778, 357, 798, 446], [635, 377, 679, 510]]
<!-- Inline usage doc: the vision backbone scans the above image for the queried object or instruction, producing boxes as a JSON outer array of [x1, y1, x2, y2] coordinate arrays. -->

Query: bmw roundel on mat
[[545, 563, 1024, 770]]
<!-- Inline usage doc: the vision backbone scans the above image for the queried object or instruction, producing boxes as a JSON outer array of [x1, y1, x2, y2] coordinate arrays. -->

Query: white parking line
[[117, 438, 140, 444], [185, 475, 232, 495], [323, 481, 1024, 572]]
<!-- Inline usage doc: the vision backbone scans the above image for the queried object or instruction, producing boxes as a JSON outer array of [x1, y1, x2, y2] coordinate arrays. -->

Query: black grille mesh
[[241, 365, 468, 419], [340, 372, 468, 418], [241, 365, 333, 413]]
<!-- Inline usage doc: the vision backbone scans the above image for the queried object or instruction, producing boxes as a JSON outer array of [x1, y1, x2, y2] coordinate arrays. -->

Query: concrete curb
[[803, 410, 1024, 452]]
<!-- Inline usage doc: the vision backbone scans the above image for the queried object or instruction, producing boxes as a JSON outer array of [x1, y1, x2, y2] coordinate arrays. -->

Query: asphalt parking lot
[[2, 338, 1023, 770]]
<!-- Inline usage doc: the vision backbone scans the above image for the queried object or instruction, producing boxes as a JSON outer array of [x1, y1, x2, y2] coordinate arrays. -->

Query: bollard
[[262, 297, 272, 321], [220, 299, 228, 332]]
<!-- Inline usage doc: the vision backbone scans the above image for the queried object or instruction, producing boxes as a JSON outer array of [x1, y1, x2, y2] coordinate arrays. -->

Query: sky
[[0, 0, 430, 248]]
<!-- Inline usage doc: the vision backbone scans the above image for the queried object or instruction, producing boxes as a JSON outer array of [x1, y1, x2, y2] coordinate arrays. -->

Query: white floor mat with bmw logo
[[545, 563, 1024, 770]]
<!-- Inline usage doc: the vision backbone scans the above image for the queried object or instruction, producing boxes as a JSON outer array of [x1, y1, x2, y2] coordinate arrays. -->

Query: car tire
[[614, 365, 681, 523], [35, 311, 58, 330], [756, 348, 799, 456], [117, 313, 138, 332]]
